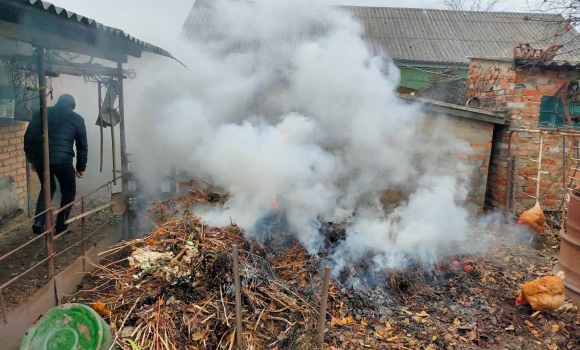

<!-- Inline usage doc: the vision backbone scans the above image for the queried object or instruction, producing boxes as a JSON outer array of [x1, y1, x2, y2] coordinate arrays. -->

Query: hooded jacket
[[24, 95, 88, 172]]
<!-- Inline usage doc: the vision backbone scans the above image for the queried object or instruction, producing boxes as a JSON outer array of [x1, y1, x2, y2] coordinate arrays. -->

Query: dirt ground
[[0, 186, 121, 315], [68, 188, 580, 350], [318, 224, 580, 350]]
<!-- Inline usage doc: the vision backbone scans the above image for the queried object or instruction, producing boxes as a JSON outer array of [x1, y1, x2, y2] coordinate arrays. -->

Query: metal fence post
[[36, 46, 54, 278], [81, 196, 86, 271], [117, 62, 129, 240], [1, 290, 6, 323], [109, 87, 117, 186]]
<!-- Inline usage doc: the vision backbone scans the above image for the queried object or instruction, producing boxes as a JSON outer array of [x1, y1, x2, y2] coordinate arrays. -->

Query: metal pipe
[[536, 133, 544, 204], [52, 175, 123, 216], [81, 196, 86, 271], [0, 208, 50, 237], [511, 128, 580, 137], [53, 220, 108, 259], [0, 230, 50, 263], [117, 62, 129, 240], [564, 135, 567, 189], [98, 81, 104, 173], [36, 46, 54, 279], [109, 86, 117, 185], [507, 130, 515, 212], [0, 290, 6, 323], [0, 254, 55, 291], [25, 159, 32, 218], [65, 202, 114, 225], [233, 244, 243, 349], [53, 221, 81, 241]]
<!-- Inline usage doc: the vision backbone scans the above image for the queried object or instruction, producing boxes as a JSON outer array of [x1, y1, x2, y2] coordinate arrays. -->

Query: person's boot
[[32, 221, 44, 235]]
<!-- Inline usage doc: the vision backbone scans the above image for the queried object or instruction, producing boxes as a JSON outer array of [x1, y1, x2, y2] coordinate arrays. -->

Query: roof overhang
[[392, 59, 469, 69], [468, 56, 580, 71], [0, 0, 174, 63], [398, 94, 509, 125]]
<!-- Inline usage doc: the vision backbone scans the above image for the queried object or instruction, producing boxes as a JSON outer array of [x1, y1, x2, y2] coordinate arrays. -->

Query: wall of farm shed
[[0, 122, 38, 216], [418, 111, 494, 211], [466, 58, 579, 213]]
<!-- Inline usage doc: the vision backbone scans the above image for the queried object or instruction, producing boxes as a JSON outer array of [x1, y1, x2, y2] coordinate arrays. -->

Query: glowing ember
[[273, 196, 280, 211]]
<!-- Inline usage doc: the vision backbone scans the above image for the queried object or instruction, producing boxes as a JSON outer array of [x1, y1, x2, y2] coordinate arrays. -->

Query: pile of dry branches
[[71, 189, 318, 350]]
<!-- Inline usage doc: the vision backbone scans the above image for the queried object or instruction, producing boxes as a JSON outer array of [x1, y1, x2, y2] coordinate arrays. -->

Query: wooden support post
[[233, 244, 243, 349], [36, 46, 54, 279], [536, 133, 544, 203], [117, 62, 129, 240], [317, 266, 331, 349]]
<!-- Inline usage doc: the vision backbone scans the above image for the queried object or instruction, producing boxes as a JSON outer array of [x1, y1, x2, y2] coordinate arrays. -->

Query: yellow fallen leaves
[[91, 300, 110, 317], [331, 316, 356, 326], [192, 332, 204, 341]]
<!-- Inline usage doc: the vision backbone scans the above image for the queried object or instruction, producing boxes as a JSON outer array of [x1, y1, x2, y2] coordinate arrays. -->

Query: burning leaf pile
[[69, 188, 580, 350], [70, 189, 319, 350]]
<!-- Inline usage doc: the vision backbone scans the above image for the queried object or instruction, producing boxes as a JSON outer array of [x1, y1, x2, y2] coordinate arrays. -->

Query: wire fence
[[0, 175, 124, 322]]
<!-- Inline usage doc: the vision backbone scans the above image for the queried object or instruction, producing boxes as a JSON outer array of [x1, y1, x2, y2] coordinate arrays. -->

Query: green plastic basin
[[20, 303, 113, 350]]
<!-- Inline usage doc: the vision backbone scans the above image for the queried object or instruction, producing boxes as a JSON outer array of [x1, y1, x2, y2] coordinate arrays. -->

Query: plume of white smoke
[[127, 0, 474, 272]]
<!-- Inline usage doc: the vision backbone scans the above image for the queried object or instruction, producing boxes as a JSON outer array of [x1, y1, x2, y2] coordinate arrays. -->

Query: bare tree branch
[[442, 0, 502, 11]]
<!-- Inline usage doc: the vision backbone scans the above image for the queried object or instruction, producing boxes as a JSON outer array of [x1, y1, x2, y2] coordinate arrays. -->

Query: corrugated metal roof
[[4, 0, 173, 58], [182, 1, 580, 66], [470, 56, 580, 69]]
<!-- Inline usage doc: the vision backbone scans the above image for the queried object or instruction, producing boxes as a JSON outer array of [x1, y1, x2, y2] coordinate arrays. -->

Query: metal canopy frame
[[0, 0, 174, 279], [0, 0, 174, 63]]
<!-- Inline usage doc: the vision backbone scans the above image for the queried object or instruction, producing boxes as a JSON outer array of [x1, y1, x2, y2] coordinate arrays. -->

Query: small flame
[[273, 196, 279, 211]]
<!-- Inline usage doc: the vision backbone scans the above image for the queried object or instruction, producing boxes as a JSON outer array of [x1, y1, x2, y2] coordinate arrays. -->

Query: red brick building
[[466, 57, 580, 214], [0, 122, 34, 219]]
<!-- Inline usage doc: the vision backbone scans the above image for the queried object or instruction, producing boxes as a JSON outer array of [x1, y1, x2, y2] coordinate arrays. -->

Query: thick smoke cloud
[[127, 0, 474, 272]]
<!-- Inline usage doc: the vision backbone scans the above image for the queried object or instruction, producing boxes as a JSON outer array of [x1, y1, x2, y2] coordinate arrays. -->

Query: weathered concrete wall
[[419, 111, 494, 210], [466, 58, 579, 212]]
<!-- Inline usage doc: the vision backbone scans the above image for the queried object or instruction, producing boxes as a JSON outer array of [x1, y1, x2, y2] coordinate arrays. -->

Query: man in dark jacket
[[24, 94, 88, 234]]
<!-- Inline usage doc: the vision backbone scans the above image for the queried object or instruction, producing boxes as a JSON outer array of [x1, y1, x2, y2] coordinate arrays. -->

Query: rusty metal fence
[[508, 128, 580, 226], [0, 175, 123, 322]]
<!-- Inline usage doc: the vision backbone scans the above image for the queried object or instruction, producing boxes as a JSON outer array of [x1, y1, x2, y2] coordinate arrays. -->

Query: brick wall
[[466, 58, 580, 212], [0, 122, 31, 212]]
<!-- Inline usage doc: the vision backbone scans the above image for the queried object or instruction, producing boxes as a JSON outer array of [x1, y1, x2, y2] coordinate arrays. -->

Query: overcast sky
[[49, 0, 538, 49]]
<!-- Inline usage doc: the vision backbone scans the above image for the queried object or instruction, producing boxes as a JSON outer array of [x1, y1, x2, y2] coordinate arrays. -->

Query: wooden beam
[[0, 20, 128, 63]]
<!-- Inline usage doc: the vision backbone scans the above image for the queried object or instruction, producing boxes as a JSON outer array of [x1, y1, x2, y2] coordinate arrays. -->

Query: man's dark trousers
[[34, 163, 76, 234]]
